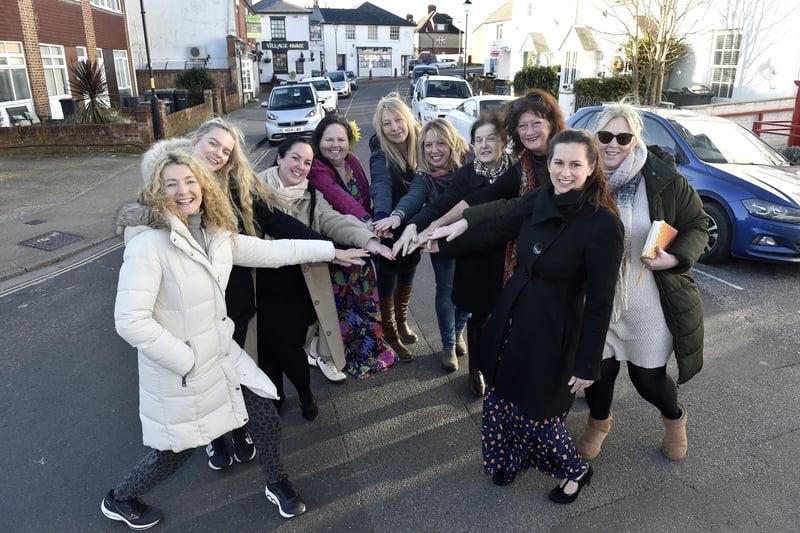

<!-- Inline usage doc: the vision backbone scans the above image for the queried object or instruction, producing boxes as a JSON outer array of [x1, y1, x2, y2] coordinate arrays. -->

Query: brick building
[[0, 0, 134, 125]]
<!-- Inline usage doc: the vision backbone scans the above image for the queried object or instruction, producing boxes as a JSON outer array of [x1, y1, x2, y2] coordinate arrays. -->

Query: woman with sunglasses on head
[[385, 113, 518, 395], [428, 129, 624, 503], [367, 93, 424, 362], [373, 119, 472, 374], [574, 103, 707, 462]]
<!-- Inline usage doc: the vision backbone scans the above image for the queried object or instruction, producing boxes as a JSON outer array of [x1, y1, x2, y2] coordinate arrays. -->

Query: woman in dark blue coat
[[435, 129, 624, 504]]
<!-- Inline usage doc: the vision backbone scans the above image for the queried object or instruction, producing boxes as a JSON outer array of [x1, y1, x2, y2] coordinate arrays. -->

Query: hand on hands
[[370, 215, 401, 237], [426, 219, 468, 243], [641, 247, 679, 271], [568, 376, 594, 394], [366, 238, 395, 260], [392, 224, 418, 257], [334, 248, 369, 266]]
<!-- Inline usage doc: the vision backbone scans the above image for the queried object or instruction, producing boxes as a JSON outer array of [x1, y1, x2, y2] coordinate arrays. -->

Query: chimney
[[406, 14, 414, 22], [428, 5, 436, 13]]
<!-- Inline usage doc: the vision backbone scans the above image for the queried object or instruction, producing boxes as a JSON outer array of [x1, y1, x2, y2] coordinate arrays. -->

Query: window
[[76, 46, 87, 62], [113, 50, 131, 89], [357, 47, 391, 70], [242, 60, 253, 93], [436, 24, 447, 31], [295, 60, 304, 75], [40, 44, 69, 97], [345, 25, 355, 40], [0, 41, 32, 103], [710, 31, 741, 99], [368, 26, 378, 40], [496, 24, 503, 40], [270, 17, 286, 40], [90, 0, 121, 11], [527, 2, 532, 16], [310, 23, 321, 41], [273, 52, 288, 74]]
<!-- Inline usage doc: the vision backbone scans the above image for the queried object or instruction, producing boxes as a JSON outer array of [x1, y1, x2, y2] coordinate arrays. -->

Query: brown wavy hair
[[191, 117, 290, 236], [505, 89, 566, 158], [138, 146, 239, 233], [547, 129, 619, 216]]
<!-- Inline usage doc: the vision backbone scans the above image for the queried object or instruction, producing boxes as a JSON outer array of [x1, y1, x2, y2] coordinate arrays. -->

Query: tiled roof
[[250, 0, 310, 13], [484, 1, 513, 24], [318, 2, 415, 25]]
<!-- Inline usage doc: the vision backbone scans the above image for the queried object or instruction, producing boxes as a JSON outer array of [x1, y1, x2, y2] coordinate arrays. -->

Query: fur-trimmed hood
[[115, 201, 168, 240], [139, 138, 192, 185]]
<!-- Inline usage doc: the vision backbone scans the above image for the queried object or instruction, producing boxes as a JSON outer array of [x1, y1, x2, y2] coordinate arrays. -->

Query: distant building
[[0, 0, 134, 124], [415, 4, 463, 63]]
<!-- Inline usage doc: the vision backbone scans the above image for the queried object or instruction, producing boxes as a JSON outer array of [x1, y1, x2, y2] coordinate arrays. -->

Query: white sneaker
[[309, 354, 347, 382]]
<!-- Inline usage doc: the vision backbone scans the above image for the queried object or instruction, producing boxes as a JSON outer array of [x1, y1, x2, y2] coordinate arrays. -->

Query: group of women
[[102, 86, 707, 529]]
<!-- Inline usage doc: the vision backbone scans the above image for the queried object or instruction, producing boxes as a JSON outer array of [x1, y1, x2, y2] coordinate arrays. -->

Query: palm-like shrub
[[70, 59, 117, 123]]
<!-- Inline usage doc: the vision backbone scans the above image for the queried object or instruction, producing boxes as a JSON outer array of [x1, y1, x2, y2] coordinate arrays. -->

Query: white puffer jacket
[[114, 208, 335, 452]]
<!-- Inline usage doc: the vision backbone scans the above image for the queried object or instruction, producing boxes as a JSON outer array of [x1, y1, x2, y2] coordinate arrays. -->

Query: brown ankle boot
[[661, 403, 687, 460], [466, 322, 485, 396], [441, 347, 458, 372], [575, 414, 612, 460], [393, 284, 418, 343], [379, 297, 412, 362]]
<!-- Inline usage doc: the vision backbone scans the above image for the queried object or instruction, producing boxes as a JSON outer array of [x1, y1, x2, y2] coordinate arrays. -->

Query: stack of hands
[[369, 217, 470, 258]]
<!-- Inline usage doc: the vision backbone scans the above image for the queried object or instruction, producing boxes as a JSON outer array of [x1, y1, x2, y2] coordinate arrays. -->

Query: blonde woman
[[375, 119, 472, 372], [368, 93, 423, 362], [103, 143, 366, 527]]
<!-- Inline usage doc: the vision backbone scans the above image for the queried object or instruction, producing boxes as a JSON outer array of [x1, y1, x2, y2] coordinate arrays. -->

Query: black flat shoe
[[469, 369, 486, 397], [300, 399, 318, 421], [548, 466, 593, 504], [492, 469, 517, 486]]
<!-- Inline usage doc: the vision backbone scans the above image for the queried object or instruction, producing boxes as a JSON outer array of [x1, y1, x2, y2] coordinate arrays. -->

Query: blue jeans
[[430, 254, 470, 349]]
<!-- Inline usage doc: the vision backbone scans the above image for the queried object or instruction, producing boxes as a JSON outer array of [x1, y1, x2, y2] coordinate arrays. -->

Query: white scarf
[[606, 142, 647, 321], [262, 166, 308, 212]]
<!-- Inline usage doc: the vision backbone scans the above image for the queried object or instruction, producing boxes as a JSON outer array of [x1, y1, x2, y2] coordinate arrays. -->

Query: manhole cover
[[19, 231, 83, 251]]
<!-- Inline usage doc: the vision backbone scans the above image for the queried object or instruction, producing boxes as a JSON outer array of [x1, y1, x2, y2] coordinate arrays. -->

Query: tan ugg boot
[[661, 403, 688, 461], [393, 285, 418, 343], [441, 347, 458, 372], [379, 297, 412, 362], [575, 414, 613, 460], [455, 332, 467, 357]]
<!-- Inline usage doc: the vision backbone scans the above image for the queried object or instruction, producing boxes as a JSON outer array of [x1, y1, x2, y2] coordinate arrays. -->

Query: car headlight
[[424, 102, 438, 112], [266, 112, 278, 121], [305, 108, 318, 118], [741, 199, 800, 224]]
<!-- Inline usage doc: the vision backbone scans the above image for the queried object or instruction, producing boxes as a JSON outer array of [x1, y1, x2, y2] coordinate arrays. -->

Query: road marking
[[0, 242, 123, 299], [692, 266, 744, 290]]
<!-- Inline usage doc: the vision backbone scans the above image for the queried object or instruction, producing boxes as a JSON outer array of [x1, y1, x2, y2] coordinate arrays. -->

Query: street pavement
[[0, 84, 797, 532]]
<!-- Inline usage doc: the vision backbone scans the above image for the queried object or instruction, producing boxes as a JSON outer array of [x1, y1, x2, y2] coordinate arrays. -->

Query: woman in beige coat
[[102, 144, 367, 528], [256, 136, 396, 421]]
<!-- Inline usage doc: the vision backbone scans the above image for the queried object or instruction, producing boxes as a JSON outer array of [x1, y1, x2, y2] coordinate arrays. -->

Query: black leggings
[[584, 359, 681, 420], [112, 386, 284, 500]]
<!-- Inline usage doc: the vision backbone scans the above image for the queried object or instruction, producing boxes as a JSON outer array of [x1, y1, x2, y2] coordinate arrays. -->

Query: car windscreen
[[480, 99, 511, 113], [270, 88, 314, 110], [427, 81, 471, 99], [326, 71, 344, 82], [669, 117, 789, 165], [311, 80, 331, 92]]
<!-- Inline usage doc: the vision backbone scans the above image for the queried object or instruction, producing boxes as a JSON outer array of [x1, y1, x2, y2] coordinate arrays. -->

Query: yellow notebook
[[637, 221, 678, 286]]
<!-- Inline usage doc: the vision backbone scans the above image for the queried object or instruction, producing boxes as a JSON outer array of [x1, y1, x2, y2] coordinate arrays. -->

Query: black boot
[[466, 321, 486, 397]]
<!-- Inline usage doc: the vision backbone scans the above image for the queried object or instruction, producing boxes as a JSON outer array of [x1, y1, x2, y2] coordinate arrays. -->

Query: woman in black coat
[[435, 129, 624, 504]]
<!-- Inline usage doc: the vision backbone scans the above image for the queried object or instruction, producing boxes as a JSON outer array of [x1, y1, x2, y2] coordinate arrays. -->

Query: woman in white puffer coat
[[101, 142, 368, 530]]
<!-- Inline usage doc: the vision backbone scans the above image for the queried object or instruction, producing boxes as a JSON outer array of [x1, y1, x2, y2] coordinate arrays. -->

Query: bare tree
[[599, 0, 710, 105]]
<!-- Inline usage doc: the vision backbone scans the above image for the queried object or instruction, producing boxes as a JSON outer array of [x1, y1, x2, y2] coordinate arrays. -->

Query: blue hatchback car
[[568, 106, 800, 264]]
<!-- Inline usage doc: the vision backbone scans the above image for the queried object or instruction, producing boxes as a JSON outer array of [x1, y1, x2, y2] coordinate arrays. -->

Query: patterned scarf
[[502, 151, 546, 283], [473, 152, 511, 184], [606, 142, 647, 321]]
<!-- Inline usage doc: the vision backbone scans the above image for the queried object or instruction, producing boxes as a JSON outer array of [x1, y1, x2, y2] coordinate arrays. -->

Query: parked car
[[433, 59, 456, 69], [301, 76, 338, 114], [325, 70, 351, 98], [408, 64, 439, 94], [410, 75, 473, 125], [345, 70, 358, 90], [444, 95, 515, 141], [568, 105, 800, 264], [262, 83, 324, 145]]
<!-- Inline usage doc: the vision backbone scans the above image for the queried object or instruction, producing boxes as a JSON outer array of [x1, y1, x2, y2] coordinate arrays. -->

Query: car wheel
[[699, 201, 731, 264]]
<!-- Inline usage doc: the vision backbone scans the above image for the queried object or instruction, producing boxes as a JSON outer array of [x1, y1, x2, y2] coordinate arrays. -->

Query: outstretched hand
[[426, 218, 468, 243], [371, 215, 401, 237], [365, 238, 395, 260], [333, 247, 369, 266], [392, 224, 418, 257]]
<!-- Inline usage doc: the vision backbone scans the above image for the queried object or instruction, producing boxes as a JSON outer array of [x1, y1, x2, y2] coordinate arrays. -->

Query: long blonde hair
[[191, 117, 291, 236], [372, 92, 420, 173], [416, 119, 469, 175], [138, 146, 238, 233]]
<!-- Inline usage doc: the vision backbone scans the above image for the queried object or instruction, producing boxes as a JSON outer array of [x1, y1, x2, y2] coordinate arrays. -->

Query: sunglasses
[[596, 131, 634, 146], [511, 93, 544, 110]]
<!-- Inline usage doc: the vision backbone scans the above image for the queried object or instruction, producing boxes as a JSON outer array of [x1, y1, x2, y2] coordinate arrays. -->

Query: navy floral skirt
[[330, 260, 396, 379]]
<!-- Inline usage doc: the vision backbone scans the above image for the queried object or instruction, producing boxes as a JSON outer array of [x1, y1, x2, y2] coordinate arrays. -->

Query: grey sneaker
[[101, 490, 161, 530], [265, 476, 307, 518], [308, 354, 347, 382]]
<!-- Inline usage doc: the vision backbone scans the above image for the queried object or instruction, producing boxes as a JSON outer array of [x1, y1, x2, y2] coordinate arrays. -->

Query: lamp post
[[462, 0, 472, 78], [139, 0, 162, 140]]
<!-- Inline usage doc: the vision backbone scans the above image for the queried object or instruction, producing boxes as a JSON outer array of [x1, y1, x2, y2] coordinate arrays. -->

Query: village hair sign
[[261, 41, 309, 51]]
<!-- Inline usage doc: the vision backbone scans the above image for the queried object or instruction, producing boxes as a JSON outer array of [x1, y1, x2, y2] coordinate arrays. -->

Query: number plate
[[283, 126, 303, 133]]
